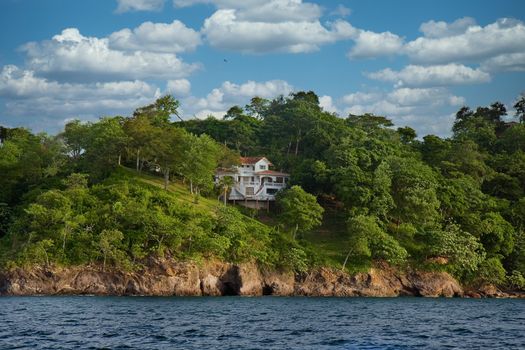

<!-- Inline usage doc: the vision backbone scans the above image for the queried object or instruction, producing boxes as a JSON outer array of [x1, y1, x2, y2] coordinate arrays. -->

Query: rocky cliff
[[0, 259, 468, 297]]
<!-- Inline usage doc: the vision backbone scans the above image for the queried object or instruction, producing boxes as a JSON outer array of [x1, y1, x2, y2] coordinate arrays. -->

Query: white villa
[[215, 157, 290, 208]]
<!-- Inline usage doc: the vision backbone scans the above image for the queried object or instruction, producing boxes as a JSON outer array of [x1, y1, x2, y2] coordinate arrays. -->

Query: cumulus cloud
[[319, 95, 338, 114], [21, 28, 199, 82], [173, 0, 358, 53], [109, 20, 201, 53], [349, 17, 525, 81], [387, 87, 465, 106], [348, 30, 404, 58], [405, 18, 525, 64], [166, 79, 191, 96], [348, 17, 525, 64], [419, 17, 477, 38], [330, 4, 351, 17], [339, 87, 465, 136], [175, 0, 321, 21], [480, 52, 525, 72], [115, 0, 165, 13], [202, 9, 356, 53], [367, 64, 491, 87], [0, 65, 160, 131], [180, 79, 293, 118], [342, 91, 381, 105]]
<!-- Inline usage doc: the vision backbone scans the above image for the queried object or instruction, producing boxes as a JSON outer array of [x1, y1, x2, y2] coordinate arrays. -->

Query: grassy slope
[[121, 166, 347, 268], [118, 167, 220, 212], [302, 210, 349, 268]]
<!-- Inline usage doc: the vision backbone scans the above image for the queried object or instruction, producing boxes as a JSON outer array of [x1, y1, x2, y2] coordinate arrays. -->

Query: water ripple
[[0, 297, 524, 349]]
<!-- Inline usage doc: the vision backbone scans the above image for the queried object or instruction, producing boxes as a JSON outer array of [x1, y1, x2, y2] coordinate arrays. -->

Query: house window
[[251, 176, 254, 182], [259, 165, 266, 170], [246, 187, 254, 195], [266, 188, 278, 195], [275, 177, 283, 183], [237, 176, 241, 182]]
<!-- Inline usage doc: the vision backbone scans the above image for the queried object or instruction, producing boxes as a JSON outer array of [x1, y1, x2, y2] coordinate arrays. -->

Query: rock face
[[0, 260, 466, 297]]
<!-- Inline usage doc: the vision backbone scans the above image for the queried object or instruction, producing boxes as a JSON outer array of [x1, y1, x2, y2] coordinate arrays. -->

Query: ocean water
[[0, 297, 524, 349]]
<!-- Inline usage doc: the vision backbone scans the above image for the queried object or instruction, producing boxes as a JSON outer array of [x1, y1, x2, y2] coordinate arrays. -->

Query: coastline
[[1, 259, 522, 298]]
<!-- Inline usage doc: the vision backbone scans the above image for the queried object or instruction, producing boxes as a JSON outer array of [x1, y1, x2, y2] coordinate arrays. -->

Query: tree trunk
[[62, 229, 67, 252], [223, 188, 227, 205], [341, 250, 352, 271], [293, 223, 299, 239], [295, 128, 301, 156], [103, 252, 107, 272], [136, 149, 140, 172], [164, 168, 170, 190], [118, 153, 121, 166], [190, 179, 193, 194]]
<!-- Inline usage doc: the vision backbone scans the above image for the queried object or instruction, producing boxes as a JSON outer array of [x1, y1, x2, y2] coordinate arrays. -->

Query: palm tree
[[218, 176, 234, 205]]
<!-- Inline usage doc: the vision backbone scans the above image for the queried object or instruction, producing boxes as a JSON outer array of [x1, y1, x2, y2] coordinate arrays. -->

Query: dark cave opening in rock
[[221, 281, 240, 296], [262, 285, 274, 296]]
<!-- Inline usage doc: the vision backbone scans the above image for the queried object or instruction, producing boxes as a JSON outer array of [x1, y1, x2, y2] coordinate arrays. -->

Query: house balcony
[[264, 182, 285, 188]]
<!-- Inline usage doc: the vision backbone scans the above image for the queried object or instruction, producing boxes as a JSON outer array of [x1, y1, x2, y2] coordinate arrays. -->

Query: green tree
[[150, 126, 187, 190], [133, 95, 180, 126], [478, 257, 506, 286], [514, 94, 525, 124], [427, 224, 486, 279], [180, 134, 221, 195], [98, 229, 124, 271], [343, 215, 407, 270], [397, 126, 417, 144], [388, 157, 440, 226], [123, 114, 156, 171], [479, 212, 515, 257], [62, 120, 89, 160], [276, 185, 324, 238], [218, 176, 234, 205]]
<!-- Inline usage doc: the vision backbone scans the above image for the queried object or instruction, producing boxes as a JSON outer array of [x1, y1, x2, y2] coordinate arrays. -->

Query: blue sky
[[0, 0, 524, 137]]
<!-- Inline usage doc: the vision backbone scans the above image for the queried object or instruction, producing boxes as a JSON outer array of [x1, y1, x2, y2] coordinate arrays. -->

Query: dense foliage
[[181, 91, 525, 288], [1, 92, 525, 290]]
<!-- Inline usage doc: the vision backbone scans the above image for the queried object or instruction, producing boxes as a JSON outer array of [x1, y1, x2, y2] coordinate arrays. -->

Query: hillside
[[1, 92, 525, 294]]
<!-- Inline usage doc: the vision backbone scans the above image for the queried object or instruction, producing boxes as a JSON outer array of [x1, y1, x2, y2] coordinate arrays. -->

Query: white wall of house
[[215, 157, 289, 202]]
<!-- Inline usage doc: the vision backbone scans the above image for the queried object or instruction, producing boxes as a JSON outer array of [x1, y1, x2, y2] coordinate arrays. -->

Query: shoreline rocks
[[0, 260, 520, 297]]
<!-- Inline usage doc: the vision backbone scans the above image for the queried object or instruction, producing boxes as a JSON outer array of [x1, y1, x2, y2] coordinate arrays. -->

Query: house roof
[[240, 156, 273, 165], [255, 170, 289, 176]]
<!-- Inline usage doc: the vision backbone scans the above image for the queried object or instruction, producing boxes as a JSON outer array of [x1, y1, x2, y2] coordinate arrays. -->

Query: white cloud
[[339, 87, 465, 137], [367, 64, 491, 87], [387, 87, 465, 106], [174, 0, 321, 22], [109, 20, 201, 53], [180, 79, 293, 118], [202, 9, 356, 53], [330, 4, 351, 17], [348, 30, 404, 58], [0, 65, 161, 131], [115, 0, 165, 13], [21, 28, 199, 82], [419, 17, 477, 38], [347, 17, 525, 79], [405, 18, 525, 64], [192, 109, 228, 120], [166, 79, 191, 96], [341, 91, 381, 105], [319, 95, 338, 114], [480, 52, 525, 72]]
